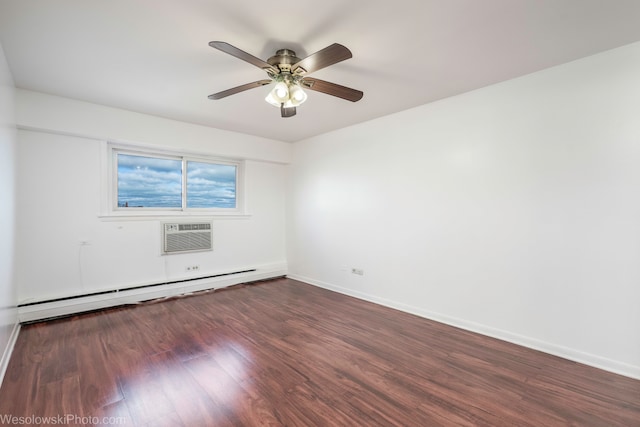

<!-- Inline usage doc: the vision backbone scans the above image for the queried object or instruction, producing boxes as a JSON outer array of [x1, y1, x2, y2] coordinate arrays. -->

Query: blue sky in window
[[187, 161, 236, 208], [117, 154, 236, 208]]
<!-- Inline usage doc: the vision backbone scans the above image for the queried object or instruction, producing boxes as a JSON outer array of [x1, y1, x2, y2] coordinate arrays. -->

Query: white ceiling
[[2, 0, 640, 143]]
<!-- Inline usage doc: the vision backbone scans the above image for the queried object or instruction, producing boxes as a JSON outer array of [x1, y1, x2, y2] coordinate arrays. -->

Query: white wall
[[287, 41, 640, 378], [16, 90, 291, 164], [0, 43, 18, 384], [14, 91, 290, 316]]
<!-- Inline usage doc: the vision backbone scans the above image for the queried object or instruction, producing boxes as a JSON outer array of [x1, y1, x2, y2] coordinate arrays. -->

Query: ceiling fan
[[208, 41, 363, 118]]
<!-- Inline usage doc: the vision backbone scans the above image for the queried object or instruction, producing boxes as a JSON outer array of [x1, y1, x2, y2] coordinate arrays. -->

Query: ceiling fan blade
[[209, 41, 279, 74], [301, 78, 363, 102], [281, 105, 296, 118], [208, 80, 272, 100], [291, 43, 352, 75]]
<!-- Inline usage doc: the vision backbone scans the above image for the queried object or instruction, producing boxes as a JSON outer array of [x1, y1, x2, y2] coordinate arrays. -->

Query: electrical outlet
[[351, 268, 364, 276]]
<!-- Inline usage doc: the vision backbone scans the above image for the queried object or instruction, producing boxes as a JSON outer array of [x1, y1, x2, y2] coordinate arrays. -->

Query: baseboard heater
[[17, 269, 257, 308]]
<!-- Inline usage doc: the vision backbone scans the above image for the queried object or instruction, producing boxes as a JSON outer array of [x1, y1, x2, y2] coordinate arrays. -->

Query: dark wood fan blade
[[208, 80, 272, 100], [291, 43, 352, 75], [209, 41, 279, 74], [301, 78, 363, 102], [281, 105, 296, 118]]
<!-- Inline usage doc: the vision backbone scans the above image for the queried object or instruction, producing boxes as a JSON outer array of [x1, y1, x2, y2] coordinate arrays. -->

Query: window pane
[[117, 153, 182, 208], [187, 161, 237, 208]]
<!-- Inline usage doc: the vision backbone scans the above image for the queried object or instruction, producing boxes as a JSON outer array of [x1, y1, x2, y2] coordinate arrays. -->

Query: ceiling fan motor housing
[[267, 49, 303, 74]]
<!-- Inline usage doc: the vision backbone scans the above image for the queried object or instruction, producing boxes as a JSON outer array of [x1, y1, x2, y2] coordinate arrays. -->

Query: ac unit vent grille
[[163, 222, 212, 254], [178, 223, 211, 231]]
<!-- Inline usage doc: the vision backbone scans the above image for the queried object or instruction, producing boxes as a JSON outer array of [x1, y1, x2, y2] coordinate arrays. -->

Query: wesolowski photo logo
[[0, 413, 127, 425]]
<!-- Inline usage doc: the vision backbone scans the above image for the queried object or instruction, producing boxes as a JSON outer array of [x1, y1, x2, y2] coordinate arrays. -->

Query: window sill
[[98, 211, 252, 221]]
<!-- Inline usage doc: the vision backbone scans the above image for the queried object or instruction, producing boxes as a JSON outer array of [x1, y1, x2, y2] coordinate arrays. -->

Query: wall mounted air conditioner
[[162, 222, 213, 254]]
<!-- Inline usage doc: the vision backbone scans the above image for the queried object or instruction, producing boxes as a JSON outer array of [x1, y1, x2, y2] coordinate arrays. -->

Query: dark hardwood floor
[[1, 278, 638, 426]]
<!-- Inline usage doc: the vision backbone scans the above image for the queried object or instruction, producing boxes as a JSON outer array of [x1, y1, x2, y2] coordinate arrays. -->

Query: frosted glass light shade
[[265, 81, 307, 108], [288, 84, 307, 106], [272, 82, 289, 102]]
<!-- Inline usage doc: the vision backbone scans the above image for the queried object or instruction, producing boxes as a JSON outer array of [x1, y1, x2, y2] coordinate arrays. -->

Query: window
[[117, 154, 183, 208], [186, 160, 237, 209], [110, 146, 242, 214]]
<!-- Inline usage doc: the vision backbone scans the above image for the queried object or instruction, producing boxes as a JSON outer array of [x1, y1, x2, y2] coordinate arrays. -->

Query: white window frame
[[101, 142, 246, 218]]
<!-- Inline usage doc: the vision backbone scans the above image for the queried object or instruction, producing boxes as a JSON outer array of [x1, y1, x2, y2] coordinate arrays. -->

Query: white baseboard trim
[[19, 263, 287, 323], [0, 321, 20, 389], [288, 273, 640, 381]]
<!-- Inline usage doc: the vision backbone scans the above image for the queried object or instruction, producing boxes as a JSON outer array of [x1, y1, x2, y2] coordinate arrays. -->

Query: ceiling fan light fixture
[[288, 84, 307, 106], [274, 82, 289, 99], [264, 80, 307, 108], [264, 92, 278, 107]]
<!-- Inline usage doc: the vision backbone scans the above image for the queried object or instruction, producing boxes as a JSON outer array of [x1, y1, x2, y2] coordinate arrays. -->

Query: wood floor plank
[[1, 278, 638, 426], [184, 354, 267, 426], [72, 313, 124, 411], [91, 400, 134, 427], [116, 358, 176, 425], [146, 350, 235, 427], [41, 375, 85, 421]]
